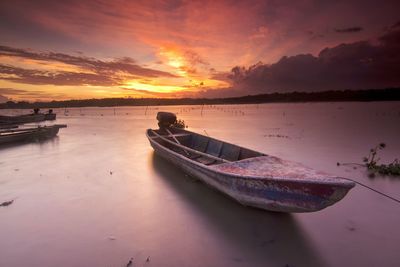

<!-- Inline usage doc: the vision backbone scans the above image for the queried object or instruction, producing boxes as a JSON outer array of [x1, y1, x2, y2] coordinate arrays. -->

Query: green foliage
[[364, 143, 400, 176], [337, 143, 400, 177]]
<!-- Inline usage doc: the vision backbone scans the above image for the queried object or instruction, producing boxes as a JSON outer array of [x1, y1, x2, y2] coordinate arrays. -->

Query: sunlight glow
[[124, 80, 186, 93], [159, 47, 189, 76]]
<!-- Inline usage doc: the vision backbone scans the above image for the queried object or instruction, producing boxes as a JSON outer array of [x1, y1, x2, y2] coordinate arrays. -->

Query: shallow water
[[1, 102, 400, 267]]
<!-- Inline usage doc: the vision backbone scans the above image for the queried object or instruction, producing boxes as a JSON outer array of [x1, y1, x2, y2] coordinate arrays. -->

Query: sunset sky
[[0, 0, 399, 102]]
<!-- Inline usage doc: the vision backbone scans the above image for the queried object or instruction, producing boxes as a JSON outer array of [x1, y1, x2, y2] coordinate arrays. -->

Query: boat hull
[[147, 129, 354, 213], [44, 113, 57, 120], [0, 114, 46, 124], [0, 112, 56, 124], [0, 125, 65, 145]]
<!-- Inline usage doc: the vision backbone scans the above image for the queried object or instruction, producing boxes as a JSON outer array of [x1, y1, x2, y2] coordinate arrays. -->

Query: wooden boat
[[0, 109, 57, 124], [0, 123, 18, 130], [146, 112, 355, 213], [0, 114, 46, 124], [0, 124, 67, 145], [44, 109, 56, 120], [44, 113, 56, 120]]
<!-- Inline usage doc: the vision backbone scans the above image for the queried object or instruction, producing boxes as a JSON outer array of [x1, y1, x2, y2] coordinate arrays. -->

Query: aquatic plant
[[173, 119, 187, 128], [363, 143, 400, 176], [337, 143, 400, 176]]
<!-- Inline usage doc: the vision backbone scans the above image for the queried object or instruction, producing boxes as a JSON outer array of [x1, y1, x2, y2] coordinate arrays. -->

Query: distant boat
[[0, 109, 56, 124], [0, 124, 67, 145], [44, 109, 56, 120], [146, 112, 355, 213], [0, 113, 46, 124]]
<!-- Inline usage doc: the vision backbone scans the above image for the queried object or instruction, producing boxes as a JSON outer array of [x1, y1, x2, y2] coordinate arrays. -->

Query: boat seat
[[220, 143, 241, 161], [188, 135, 209, 159], [195, 139, 223, 165], [190, 135, 209, 151], [205, 139, 223, 157]]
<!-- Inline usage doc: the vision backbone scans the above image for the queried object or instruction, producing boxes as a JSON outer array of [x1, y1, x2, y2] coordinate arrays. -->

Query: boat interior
[[148, 127, 265, 166]]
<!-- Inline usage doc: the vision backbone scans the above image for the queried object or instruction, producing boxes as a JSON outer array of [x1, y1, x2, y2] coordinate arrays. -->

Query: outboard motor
[[156, 112, 177, 129]]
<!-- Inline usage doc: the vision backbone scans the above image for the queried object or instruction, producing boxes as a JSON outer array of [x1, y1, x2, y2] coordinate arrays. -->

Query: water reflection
[[151, 152, 326, 266], [0, 136, 60, 151], [1, 102, 398, 266]]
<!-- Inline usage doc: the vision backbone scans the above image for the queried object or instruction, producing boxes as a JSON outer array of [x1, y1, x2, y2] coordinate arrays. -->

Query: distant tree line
[[1, 88, 399, 109]]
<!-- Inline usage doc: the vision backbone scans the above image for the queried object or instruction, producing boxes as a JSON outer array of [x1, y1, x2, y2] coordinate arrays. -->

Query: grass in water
[[338, 143, 400, 176], [363, 143, 400, 176]]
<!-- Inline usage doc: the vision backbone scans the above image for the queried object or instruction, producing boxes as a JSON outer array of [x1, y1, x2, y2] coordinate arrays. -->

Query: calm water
[[1, 102, 400, 267]]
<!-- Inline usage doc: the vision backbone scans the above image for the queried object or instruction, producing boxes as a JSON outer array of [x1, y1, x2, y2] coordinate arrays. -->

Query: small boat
[[146, 112, 355, 213], [44, 109, 56, 120], [0, 113, 46, 124], [0, 124, 18, 130], [0, 109, 57, 124], [0, 124, 67, 145]]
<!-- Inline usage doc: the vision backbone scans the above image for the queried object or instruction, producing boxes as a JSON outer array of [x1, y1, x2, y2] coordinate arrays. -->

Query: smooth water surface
[[1, 102, 400, 267]]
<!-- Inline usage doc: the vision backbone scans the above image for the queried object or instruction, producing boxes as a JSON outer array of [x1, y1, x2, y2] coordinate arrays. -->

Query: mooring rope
[[342, 178, 400, 204]]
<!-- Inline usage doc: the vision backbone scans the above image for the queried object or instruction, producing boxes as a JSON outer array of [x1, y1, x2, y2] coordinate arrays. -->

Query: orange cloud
[[1, 0, 400, 101]]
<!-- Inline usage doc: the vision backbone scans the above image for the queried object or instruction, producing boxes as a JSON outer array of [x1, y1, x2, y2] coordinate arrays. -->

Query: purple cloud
[[0, 45, 178, 86], [224, 26, 400, 95], [335, 27, 363, 33], [0, 87, 66, 100], [0, 64, 119, 86]]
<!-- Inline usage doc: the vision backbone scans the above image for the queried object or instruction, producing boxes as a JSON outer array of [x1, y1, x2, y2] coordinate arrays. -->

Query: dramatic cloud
[[0, 46, 177, 78], [0, 45, 177, 86], [335, 27, 363, 33], [0, 64, 118, 86], [0, 87, 35, 95], [0, 87, 65, 101], [2, 1, 399, 68], [223, 27, 400, 95], [1, 0, 400, 100]]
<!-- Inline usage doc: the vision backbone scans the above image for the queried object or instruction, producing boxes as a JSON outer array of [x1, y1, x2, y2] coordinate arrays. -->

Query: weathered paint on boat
[[146, 127, 355, 213]]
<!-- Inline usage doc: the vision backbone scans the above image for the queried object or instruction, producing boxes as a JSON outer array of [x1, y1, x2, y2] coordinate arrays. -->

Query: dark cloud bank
[[204, 25, 400, 98]]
